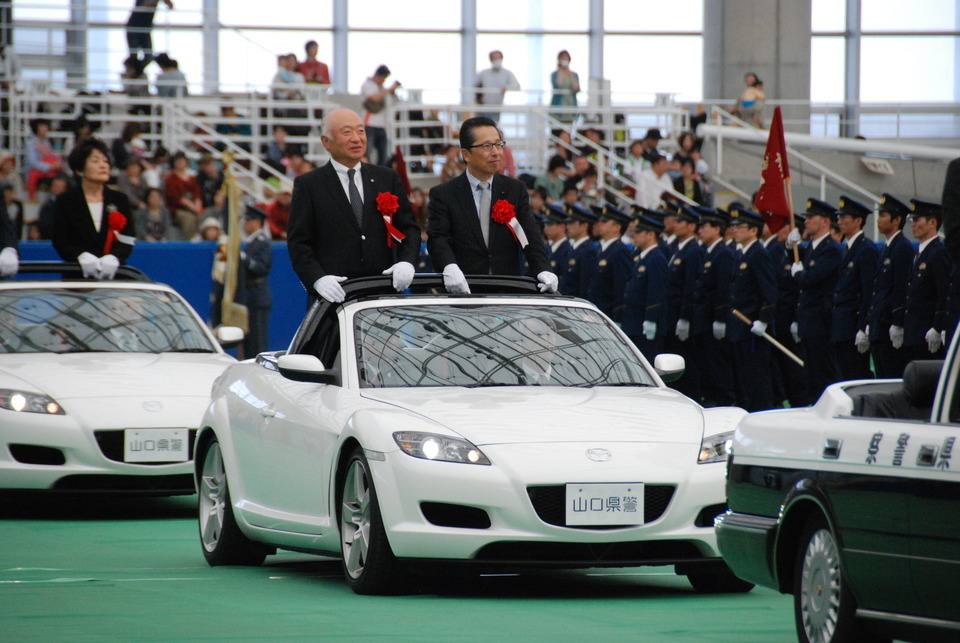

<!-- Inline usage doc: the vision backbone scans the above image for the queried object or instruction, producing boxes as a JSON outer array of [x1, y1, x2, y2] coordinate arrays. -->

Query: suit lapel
[[456, 173, 485, 247], [360, 163, 379, 225], [320, 162, 358, 231]]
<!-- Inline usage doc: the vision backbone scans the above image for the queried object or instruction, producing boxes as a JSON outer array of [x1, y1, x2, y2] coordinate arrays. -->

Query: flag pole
[[785, 176, 799, 263], [731, 309, 804, 367]]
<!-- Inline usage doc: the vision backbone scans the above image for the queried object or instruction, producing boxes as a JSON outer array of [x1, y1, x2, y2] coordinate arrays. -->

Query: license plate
[[565, 483, 644, 526], [123, 428, 189, 463]]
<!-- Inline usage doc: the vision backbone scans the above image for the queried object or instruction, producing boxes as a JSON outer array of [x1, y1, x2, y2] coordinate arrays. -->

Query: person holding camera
[[360, 65, 400, 166]]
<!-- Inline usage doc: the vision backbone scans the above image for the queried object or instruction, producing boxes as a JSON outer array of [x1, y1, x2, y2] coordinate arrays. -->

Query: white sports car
[[0, 263, 242, 494], [196, 275, 751, 594]]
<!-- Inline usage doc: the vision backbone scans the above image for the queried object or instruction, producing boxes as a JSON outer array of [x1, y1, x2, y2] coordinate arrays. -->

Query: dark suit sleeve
[[754, 248, 779, 328], [713, 249, 734, 322], [514, 185, 550, 275], [679, 246, 703, 322], [890, 239, 915, 327], [933, 249, 952, 332], [794, 242, 841, 289], [388, 170, 421, 266], [244, 238, 272, 279], [856, 242, 879, 331], [287, 172, 325, 291], [52, 191, 84, 261], [425, 183, 458, 271], [943, 158, 960, 265], [0, 200, 16, 252], [646, 254, 667, 326]]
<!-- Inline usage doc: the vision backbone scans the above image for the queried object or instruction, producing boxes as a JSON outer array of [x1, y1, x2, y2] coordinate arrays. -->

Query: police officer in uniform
[[867, 194, 915, 378], [773, 216, 806, 407], [665, 204, 704, 401], [696, 206, 737, 407], [558, 203, 598, 298], [622, 212, 668, 362], [239, 205, 273, 359], [831, 196, 879, 380], [903, 199, 950, 362], [544, 203, 571, 277], [791, 199, 843, 404], [586, 204, 633, 322]]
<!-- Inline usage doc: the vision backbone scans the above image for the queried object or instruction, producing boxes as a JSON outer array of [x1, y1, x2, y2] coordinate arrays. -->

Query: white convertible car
[[196, 275, 751, 594], [0, 263, 242, 494]]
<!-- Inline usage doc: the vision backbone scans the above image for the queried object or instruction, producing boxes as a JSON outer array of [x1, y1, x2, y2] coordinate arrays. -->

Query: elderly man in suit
[[426, 116, 556, 294], [287, 108, 420, 303], [0, 199, 17, 278]]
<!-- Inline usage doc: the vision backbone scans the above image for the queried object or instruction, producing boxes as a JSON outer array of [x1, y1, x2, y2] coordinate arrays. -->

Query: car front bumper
[[714, 510, 780, 589]]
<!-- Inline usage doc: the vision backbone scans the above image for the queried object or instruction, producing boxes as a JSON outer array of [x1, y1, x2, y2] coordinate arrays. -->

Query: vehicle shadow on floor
[[0, 491, 196, 521]]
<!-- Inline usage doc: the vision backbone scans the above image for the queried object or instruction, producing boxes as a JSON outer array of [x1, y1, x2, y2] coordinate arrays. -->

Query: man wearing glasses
[[427, 116, 555, 294]]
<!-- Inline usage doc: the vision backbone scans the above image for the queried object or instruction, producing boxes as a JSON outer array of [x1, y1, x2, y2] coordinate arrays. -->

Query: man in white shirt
[[475, 50, 520, 124], [634, 154, 673, 210], [361, 65, 401, 166]]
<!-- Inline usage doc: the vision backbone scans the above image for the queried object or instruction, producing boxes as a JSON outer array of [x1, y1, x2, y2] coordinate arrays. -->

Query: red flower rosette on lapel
[[491, 199, 529, 248], [375, 192, 406, 248], [102, 205, 127, 254]]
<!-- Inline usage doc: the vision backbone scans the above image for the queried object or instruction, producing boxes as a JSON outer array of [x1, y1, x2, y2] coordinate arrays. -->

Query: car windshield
[[0, 288, 215, 354], [354, 304, 655, 388]]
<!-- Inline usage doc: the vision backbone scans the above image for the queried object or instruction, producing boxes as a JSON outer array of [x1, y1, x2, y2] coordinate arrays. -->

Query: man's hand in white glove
[[855, 329, 870, 354], [642, 321, 657, 341], [790, 321, 800, 344], [314, 275, 348, 303], [98, 254, 120, 280], [750, 320, 768, 337], [382, 261, 415, 292], [942, 330, 948, 348], [536, 270, 559, 293], [712, 321, 726, 340], [925, 327, 942, 354], [890, 325, 904, 349], [790, 261, 804, 277], [77, 252, 101, 278], [442, 263, 470, 294], [786, 228, 802, 248], [0, 247, 18, 278], [676, 318, 690, 342]]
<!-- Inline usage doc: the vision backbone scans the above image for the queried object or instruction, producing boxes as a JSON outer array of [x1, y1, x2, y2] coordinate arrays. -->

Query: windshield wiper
[[465, 380, 516, 388], [168, 348, 216, 353], [579, 381, 654, 387]]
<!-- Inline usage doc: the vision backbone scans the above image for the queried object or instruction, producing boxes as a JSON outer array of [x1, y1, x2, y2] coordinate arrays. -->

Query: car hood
[[359, 386, 705, 445], [0, 352, 235, 400]]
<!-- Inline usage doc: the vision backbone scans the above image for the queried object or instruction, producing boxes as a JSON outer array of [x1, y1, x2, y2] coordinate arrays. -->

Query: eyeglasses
[[466, 141, 507, 152]]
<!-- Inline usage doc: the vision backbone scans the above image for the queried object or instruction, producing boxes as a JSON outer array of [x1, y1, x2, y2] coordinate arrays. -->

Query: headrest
[[903, 360, 943, 407]]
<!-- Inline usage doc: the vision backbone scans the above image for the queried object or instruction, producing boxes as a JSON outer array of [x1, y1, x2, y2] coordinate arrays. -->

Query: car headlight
[[698, 431, 733, 464], [0, 389, 65, 415], [393, 432, 490, 465]]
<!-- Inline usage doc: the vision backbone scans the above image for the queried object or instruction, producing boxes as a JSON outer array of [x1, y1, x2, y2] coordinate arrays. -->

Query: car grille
[[527, 484, 676, 529], [94, 429, 197, 465]]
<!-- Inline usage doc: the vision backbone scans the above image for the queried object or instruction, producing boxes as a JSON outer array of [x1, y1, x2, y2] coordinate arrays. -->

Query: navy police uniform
[[665, 206, 705, 401], [585, 205, 633, 322], [558, 203, 598, 298], [622, 213, 668, 362], [695, 207, 737, 407], [903, 200, 950, 362], [239, 206, 273, 358], [772, 216, 806, 407]]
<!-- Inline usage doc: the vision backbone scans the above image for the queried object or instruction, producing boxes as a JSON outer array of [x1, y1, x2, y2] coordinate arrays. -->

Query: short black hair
[[459, 116, 501, 149], [67, 137, 111, 175], [548, 155, 566, 172], [305, 40, 318, 51]]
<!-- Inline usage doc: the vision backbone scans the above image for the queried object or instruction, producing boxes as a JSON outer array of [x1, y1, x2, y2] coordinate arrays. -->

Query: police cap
[[837, 195, 871, 220], [563, 202, 597, 223], [879, 193, 910, 219], [675, 204, 700, 224], [910, 199, 943, 221], [729, 204, 764, 228], [802, 198, 837, 221]]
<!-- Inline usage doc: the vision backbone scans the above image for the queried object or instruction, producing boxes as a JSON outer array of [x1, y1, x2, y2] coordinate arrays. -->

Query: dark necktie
[[347, 168, 363, 227], [477, 181, 491, 246]]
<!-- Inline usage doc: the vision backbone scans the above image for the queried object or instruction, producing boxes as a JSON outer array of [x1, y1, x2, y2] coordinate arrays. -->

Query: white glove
[[790, 261, 804, 277], [925, 327, 942, 354], [712, 321, 726, 340], [942, 330, 947, 348], [642, 320, 657, 341], [78, 252, 101, 278], [98, 254, 120, 280], [790, 321, 800, 344], [750, 320, 768, 337], [382, 261, 415, 292], [786, 228, 801, 248], [890, 325, 904, 349], [314, 275, 348, 303], [442, 263, 470, 294], [855, 329, 870, 354], [536, 270, 559, 294], [0, 247, 18, 278], [676, 318, 690, 342]]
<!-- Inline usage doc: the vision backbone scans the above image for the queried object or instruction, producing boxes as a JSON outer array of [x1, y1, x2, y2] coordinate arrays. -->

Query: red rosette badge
[[491, 199, 529, 248], [103, 205, 128, 254], [375, 192, 406, 248]]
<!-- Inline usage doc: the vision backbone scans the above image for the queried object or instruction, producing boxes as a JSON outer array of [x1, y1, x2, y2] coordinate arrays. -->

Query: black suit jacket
[[426, 172, 550, 276], [51, 186, 136, 263], [287, 161, 420, 292], [943, 157, 960, 265], [0, 200, 17, 252]]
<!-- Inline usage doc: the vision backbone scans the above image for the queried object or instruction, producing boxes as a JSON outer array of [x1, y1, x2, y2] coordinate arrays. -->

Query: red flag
[[754, 106, 791, 233], [394, 146, 412, 196]]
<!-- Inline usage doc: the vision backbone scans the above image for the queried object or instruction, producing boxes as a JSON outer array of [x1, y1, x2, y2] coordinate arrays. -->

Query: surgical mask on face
[[492, 59, 503, 70], [558, 60, 570, 68]]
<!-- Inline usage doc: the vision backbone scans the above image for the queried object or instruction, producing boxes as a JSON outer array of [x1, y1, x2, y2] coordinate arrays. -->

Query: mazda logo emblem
[[143, 401, 163, 412], [586, 448, 612, 462]]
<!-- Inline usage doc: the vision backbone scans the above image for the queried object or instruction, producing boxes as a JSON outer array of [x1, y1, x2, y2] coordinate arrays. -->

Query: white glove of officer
[[790, 261, 804, 277], [855, 329, 870, 354], [785, 228, 802, 248], [536, 270, 559, 294], [98, 254, 120, 280], [77, 252, 101, 278], [442, 263, 470, 294], [942, 330, 948, 348], [712, 321, 726, 340], [0, 247, 18, 278], [750, 320, 768, 337], [314, 275, 348, 303], [889, 325, 904, 349], [790, 321, 800, 344], [675, 318, 690, 342], [925, 327, 942, 354], [642, 321, 657, 341], [382, 261, 415, 292]]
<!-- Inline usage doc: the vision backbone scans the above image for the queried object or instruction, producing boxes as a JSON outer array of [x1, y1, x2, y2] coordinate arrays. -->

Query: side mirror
[[654, 353, 685, 383], [277, 354, 338, 384], [216, 325, 244, 349]]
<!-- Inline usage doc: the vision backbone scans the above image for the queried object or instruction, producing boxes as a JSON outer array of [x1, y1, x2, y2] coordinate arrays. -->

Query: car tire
[[793, 516, 864, 643], [685, 567, 755, 594], [339, 446, 400, 595], [198, 436, 270, 567]]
